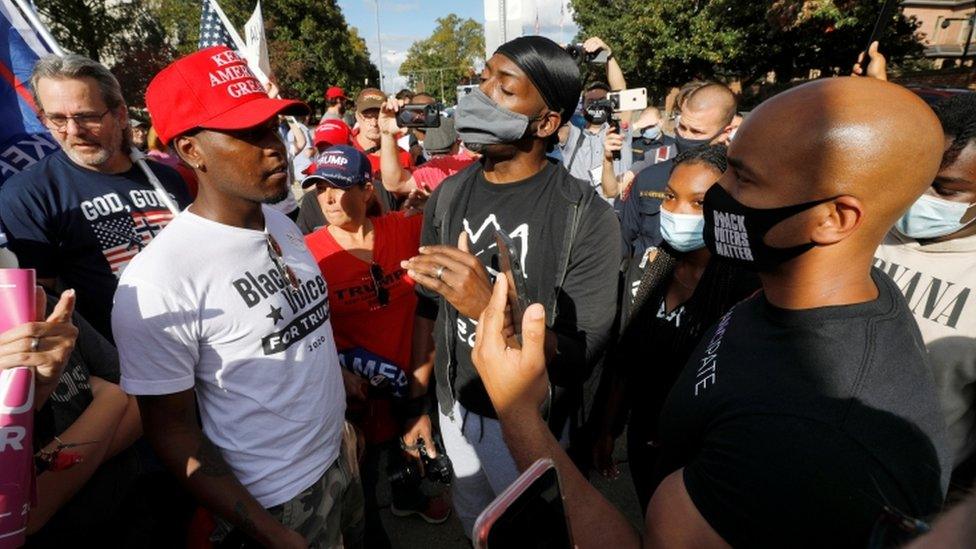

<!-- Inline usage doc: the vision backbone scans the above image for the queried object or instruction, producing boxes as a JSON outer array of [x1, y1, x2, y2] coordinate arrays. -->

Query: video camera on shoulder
[[396, 103, 442, 128], [565, 43, 610, 65]]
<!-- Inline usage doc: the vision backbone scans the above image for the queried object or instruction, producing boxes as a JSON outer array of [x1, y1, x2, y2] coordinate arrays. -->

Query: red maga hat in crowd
[[313, 119, 352, 149], [325, 86, 348, 101], [145, 45, 308, 145]]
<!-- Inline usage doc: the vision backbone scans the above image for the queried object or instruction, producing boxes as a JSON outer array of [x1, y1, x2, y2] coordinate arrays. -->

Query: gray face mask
[[455, 88, 538, 148]]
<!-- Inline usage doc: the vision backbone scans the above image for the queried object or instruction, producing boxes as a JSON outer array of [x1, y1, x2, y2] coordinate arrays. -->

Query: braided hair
[[622, 143, 753, 369], [933, 93, 976, 169]]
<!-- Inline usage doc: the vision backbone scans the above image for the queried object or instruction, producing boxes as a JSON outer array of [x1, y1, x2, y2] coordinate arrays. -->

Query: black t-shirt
[[422, 162, 564, 416], [35, 296, 121, 447], [0, 150, 191, 340], [656, 268, 950, 547]]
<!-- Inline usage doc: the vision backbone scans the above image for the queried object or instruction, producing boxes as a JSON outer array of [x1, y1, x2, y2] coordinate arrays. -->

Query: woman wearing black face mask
[[591, 145, 758, 510]]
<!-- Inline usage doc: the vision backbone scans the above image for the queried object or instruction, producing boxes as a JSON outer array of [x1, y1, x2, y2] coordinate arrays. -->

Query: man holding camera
[[351, 88, 414, 212], [558, 37, 627, 200], [379, 98, 477, 194]]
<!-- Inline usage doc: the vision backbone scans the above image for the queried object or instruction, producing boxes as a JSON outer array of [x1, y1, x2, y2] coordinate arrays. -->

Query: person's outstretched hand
[[379, 96, 401, 137], [472, 275, 549, 420], [852, 41, 888, 81]]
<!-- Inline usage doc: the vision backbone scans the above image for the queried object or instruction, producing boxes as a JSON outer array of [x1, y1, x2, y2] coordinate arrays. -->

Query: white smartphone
[[473, 458, 574, 548], [609, 87, 648, 112]]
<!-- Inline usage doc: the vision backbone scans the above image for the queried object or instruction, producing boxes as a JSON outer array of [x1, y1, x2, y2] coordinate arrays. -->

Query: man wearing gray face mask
[[399, 35, 621, 537]]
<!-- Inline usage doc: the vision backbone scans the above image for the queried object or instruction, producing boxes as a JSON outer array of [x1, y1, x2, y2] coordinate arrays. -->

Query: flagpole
[[10, 0, 181, 216], [11, 0, 62, 56], [206, 0, 270, 84]]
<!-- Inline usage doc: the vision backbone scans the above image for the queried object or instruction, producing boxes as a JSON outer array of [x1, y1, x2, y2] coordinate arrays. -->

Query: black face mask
[[674, 132, 713, 153], [583, 106, 609, 125], [703, 184, 838, 271]]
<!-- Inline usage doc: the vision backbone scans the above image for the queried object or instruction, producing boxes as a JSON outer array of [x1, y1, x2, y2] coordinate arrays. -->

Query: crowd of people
[[1, 27, 975, 549]]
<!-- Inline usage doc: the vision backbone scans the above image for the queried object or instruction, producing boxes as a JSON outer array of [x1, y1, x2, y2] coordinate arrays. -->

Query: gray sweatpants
[[439, 400, 568, 538]]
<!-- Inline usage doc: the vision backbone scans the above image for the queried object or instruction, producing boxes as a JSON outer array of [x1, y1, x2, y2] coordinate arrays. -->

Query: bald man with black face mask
[[470, 76, 952, 548], [399, 35, 620, 536]]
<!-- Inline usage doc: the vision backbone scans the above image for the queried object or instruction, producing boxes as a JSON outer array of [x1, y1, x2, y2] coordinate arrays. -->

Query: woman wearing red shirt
[[303, 146, 449, 546]]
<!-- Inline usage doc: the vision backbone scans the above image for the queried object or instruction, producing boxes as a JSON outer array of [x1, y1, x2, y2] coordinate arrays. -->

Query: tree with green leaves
[[37, 0, 377, 113], [399, 14, 485, 105], [570, 0, 922, 103]]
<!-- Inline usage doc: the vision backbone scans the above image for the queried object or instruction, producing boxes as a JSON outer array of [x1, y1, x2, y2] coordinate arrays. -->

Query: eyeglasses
[[40, 108, 112, 132], [368, 263, 389, 309], [265, 233, 301, 294]]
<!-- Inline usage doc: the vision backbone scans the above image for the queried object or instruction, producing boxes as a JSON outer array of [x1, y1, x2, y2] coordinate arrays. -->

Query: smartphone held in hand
[[473, 458, 573, 549]]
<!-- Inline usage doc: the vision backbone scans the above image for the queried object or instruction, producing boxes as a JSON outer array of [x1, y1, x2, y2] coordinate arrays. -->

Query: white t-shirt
[[875, 229, 976, 468], [113, 206, 345, 507]]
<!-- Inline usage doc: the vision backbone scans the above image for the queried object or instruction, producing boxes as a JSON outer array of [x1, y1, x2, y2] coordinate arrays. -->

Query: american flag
[[92, 210, 174, 276], [199, 0, 234, 49]]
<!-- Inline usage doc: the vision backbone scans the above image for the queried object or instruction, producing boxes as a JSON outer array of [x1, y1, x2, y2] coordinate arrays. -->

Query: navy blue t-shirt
[[620, 159, 673, 259], [0, 150, 191, 340]]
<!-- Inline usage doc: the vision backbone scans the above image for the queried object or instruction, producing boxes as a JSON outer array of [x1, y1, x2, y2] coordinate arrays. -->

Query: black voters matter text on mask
[[711, 211, 755, 261], [232, 269, 332, 355]]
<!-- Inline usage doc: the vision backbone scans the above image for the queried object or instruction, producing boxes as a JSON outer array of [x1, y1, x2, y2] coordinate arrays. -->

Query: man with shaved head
[[470, 76, 951, 547], [613, 81, 738, 260]]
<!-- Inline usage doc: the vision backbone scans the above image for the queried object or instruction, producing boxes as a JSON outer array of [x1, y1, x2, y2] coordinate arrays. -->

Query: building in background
[[903, 0, 976, 61]]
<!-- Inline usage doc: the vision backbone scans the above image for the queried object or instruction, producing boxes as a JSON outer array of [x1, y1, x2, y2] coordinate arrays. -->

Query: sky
[[337, 0, 578, 93]]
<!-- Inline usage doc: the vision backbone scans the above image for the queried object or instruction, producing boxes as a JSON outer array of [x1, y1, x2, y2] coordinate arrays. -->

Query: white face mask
[[895, 194, 976, 239], [659, 208, 706, 252]]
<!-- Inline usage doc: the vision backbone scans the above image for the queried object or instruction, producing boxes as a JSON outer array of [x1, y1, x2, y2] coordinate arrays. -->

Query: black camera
[[584, 98, 614, 125], [396, 103, 442, 128], [565, 43, 610, 65], [390, 437, 454, 486]]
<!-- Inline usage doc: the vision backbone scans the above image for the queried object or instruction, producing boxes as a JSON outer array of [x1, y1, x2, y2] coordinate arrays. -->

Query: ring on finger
[[434, 265, 446, 281], [30, 337, 40, 353]]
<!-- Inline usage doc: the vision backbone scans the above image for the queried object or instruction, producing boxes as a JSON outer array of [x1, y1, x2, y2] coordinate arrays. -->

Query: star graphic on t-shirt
[[266, 304, 284, 325]]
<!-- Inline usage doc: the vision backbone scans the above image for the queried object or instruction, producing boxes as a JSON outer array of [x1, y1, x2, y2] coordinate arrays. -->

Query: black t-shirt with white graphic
[[426, 162, 562, 416], [655, 268, 950, 547]]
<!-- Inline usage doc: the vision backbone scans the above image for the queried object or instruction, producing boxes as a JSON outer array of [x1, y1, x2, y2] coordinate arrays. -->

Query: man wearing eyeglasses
[[111, 47, 361, 548], [0, 54, 191, 341]]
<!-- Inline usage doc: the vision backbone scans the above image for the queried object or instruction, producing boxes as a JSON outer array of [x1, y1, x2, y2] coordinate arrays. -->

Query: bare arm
[[379, 97, 417, 195], [402, 314, 438, 458], [28, 375, 127, 533], [138, 390, 305, 548], [472, 276, 729, 549], [105, 394, 141, 458]]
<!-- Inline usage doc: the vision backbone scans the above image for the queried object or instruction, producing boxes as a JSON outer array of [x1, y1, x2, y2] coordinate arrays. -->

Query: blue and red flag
[[0, 0, 58, 184]]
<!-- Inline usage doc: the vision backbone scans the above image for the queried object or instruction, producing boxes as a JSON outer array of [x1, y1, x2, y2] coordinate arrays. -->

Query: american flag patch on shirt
[[92, 210, 174, 276]]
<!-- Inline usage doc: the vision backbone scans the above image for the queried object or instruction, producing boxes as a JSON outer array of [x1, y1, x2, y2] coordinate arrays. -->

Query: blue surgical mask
[[639, 125, 662, 141], [660, 208, 705, 252], [895, 193, 976, 239]]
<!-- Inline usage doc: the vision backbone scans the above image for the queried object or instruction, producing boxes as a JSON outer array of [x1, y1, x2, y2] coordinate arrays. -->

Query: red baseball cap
[[145, 46, 308, 145], [325, 86, 348, 101], [313, 119, 352, 149]]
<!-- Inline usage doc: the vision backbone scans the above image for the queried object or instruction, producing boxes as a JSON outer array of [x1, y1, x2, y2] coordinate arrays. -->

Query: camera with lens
[[584, 98, 615, 126], [396, 103, 442, 128], [565, 43, 610, 65], [391, 436, 454, 486]]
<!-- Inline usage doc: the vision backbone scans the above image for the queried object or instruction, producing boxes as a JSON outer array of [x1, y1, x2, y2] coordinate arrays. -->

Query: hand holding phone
[[495, 231, 530, 344], [474, 458, 574, 548]]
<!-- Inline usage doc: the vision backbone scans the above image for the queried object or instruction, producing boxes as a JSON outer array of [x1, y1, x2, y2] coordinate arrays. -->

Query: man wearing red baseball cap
[[112, 46, 363, 548], [322, 86, 348, 122]]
